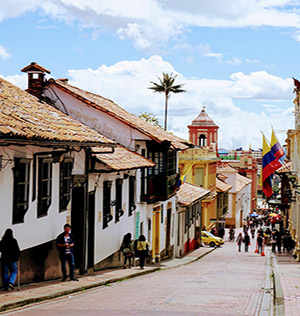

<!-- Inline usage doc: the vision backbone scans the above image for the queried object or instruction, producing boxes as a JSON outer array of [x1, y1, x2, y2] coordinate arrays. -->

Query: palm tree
[[149, 72, 186, 131]]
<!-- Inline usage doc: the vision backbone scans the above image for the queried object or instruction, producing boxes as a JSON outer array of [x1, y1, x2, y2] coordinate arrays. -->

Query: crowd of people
[[230, 214, 295, 254], [206, 211, 295, 255]]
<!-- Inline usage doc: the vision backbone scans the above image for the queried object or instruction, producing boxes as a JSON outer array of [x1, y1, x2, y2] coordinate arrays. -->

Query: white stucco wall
[[0, 145, 78, 251], [44, 86, 151, 151], [92, 171, 136, 264]]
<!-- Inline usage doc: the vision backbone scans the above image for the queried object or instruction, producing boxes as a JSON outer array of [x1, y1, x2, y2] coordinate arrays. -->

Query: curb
[[0, 248, 215, 312], [271, 253, 285, 316]]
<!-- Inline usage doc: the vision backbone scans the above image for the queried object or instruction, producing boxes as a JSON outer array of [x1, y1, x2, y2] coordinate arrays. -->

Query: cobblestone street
[[2, 238, 273, 316]]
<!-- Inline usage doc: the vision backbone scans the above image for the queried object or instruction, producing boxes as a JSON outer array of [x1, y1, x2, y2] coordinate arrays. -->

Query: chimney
[[21, 62, 51, 99]]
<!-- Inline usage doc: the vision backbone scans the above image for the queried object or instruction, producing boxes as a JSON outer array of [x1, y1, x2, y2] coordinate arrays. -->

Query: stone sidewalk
[[0, 247, 215, 312], [272, 249, 300, 316]]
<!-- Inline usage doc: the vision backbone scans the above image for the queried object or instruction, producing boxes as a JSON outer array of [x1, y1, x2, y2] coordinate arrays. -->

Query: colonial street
[[2, 239, 274, 316]]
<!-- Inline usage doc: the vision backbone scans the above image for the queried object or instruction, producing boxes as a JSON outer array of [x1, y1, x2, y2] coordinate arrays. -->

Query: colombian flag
[[271, 129, 284, 160], [175, 162, 195, 188], [262, 134, 282, 197]]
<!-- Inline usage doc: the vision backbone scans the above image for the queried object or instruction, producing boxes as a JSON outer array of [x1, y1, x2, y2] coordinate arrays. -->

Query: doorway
[[165, 208, 172, 257], [71, 186, 85, 274], [87, 191, 95, 269]]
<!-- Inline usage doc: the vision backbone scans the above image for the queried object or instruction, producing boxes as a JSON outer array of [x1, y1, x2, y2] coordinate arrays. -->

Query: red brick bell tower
[[188, 106, 219, 152]]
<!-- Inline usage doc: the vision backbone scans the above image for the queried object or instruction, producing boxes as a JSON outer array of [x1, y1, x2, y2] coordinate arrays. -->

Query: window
[[115, 179, 124, 222], [185, 208, 190, 233], [59, 158, 73, 212], [195, 168, 204, 187], [128, 176, 136, 216], [13, 158, 31, 224], [199, 134, 206, 146], [37, 158, 52, 218], [103, 181, 113, 229], [166, 151, 176, 176], [148, 151, 164, 175]]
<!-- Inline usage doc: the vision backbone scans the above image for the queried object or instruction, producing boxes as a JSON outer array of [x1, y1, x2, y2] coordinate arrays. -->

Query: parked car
[[201, 231, 224, 247]]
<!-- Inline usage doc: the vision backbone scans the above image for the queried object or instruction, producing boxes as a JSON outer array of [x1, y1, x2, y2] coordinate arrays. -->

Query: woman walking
[[136, 235, 150, 269], [243, 232, 250, 252], [120, 233, 133, 269], [236, 233, 243, 252], [0, 229, 21, 291]]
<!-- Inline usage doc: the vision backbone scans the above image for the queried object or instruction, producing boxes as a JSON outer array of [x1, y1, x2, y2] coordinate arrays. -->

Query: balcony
[[141, 173, 178, 203]]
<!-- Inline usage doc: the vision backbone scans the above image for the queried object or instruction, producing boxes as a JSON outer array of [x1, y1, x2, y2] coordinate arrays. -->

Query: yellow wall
[[179, 148, 218, 229]]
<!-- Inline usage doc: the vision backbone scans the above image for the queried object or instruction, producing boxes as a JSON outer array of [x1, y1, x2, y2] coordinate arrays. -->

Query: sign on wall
[[135, 212, 140, 239]]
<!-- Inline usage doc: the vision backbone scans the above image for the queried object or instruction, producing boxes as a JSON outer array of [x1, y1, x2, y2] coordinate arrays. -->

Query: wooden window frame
[[37, 158, 52, 218], [59, 158, 73, 212], [12, 158, 31, 224], [128, 175, 136, 216], [103, 181, 113, 229], [115, 179, 124, 222]]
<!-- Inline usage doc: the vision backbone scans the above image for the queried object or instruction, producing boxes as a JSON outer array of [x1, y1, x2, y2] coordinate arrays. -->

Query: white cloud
[[227, 57, 242, 65], [116, 23, 151, 49], [2, 55, 294, 149], [2, 1, 300, 49], [197, 44, 224, 60], [0, 45, 10, 60], [63, 56, 293, 149], [0, 73, 27, 89], [246, 58, 261, 64]]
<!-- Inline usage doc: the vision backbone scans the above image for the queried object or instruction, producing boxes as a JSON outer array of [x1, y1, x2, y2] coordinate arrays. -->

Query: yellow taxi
[[201, 231, 224, 247]]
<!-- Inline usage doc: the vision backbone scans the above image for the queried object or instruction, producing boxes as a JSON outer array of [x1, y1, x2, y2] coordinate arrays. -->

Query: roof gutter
[[0, 139, 117, 149]]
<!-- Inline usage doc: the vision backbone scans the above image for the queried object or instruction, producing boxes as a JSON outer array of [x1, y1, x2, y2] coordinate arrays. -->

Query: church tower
[[188, 106, 219, 152]]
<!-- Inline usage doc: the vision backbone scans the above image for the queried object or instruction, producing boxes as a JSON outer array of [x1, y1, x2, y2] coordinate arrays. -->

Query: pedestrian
[[236, 233, 243, 252], [264, 227, 272, 245], [250, 226, 255, 239], [229, 226, 235, 242], [218, 226, 225, 239], [210, 227, 217, 236], [56, 223, 78, 281], [0, 229, 21, 291], [283, 230, 292, 252], [120, 233, 133, 269], [136, 234, 150, 269], [277, 231, 282, 254], [256, 233, 264, 254], [243, 232, 250, 252], [270, 231, 277, 253]]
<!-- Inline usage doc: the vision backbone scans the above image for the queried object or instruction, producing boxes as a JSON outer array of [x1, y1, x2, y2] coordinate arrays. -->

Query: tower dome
[[188, 106, 219, 151], [191, 106, 217, 126]]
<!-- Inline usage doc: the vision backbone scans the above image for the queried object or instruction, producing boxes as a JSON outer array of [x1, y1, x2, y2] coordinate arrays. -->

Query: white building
[[22, 62, 192, 265], [217, 166, 252, 228], [0, 77, 117, 283], [176, 182, 209, 257]]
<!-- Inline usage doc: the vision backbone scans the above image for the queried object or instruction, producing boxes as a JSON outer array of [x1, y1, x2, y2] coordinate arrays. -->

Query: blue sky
[[1, 1, 300, 149]]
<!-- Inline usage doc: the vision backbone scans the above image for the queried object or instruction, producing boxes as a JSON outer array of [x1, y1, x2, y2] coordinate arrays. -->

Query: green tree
[[138, 112, 162, 128], [149, 72, 186, 131]]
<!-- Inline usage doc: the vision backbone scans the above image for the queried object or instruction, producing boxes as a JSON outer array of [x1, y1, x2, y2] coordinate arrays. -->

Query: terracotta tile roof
[[21, 62, 51, 74], [91, 145, 155, 171], [236, 173, 252, 192], [177, 182, 210, 206], [276, 161, 291, 173], [216, 179, 232, 192], [217, 165, 237, 173], [190, 106, 217, 127], [0, 78, 114, 146], [50, 79, 191, 150]]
